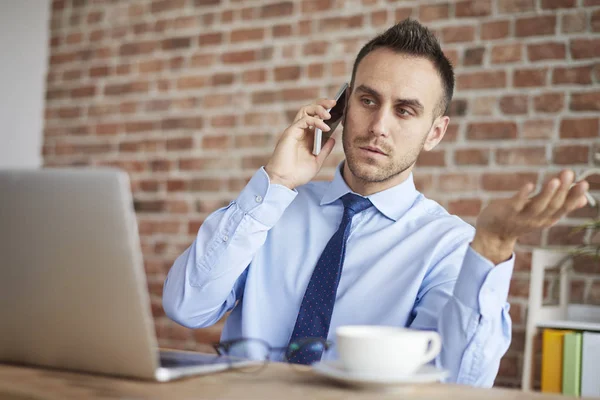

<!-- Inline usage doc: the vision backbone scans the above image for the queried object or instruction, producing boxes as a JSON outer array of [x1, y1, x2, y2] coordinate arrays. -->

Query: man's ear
[[423, 115, 450, 151]]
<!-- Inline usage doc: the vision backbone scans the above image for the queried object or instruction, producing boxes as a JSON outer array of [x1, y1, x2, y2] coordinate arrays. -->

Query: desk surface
[[0, 363, 565, 400]]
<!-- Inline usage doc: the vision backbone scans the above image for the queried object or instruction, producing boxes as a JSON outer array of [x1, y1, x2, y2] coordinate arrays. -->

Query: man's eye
[[397, 108, 411, 116], [361, 98, 375, 106]]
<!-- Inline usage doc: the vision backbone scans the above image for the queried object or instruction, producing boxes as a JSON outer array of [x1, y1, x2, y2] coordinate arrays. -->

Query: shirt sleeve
[[162, 167, 296, 329], [409, 243, 514, 387]]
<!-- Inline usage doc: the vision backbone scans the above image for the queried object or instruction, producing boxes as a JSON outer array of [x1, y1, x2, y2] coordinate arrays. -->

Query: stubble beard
[[342, 125, 426, 184]]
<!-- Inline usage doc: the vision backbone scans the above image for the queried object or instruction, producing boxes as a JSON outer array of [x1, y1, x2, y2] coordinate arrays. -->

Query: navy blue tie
[[287, 193, 373, 365]]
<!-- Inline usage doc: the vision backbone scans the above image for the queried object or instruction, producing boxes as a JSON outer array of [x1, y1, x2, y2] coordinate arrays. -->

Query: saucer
[[312, 360, 448, 389]]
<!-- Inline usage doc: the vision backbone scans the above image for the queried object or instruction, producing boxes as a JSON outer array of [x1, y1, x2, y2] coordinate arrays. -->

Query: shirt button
[[222, 235, 229, 242], [255, 195, 263, 203]]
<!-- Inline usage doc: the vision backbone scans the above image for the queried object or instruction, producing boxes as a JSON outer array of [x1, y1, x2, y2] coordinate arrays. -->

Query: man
[[163, 19, 589, 386]]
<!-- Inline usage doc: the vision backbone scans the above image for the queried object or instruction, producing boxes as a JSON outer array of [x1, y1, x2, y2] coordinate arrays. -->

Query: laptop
[[0, 168, 247, 381]]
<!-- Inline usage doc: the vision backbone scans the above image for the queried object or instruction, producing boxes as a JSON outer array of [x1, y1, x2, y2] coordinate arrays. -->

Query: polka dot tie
[[287, 193, 373, 365]]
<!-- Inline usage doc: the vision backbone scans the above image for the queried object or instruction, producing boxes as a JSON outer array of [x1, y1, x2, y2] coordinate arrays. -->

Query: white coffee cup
[[335, 325, 442, 377]]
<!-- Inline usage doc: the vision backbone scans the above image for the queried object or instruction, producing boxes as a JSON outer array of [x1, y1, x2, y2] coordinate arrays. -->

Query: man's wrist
[[264, 166, 295, 190], [470, 231, 516, 266]]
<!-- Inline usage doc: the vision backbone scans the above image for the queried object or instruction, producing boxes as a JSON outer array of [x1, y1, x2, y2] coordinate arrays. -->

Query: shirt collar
[[320, 162, 420, 221]]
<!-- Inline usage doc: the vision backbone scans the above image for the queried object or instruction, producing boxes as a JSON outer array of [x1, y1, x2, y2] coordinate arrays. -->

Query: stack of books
[[541, 329, 600, 396]]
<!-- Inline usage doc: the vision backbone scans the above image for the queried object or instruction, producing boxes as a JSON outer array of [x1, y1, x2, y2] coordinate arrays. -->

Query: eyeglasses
[[211, 337, 334, 373]]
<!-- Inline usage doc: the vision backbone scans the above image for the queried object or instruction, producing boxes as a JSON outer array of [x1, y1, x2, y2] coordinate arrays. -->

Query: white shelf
[[536, 320, 600, 332]]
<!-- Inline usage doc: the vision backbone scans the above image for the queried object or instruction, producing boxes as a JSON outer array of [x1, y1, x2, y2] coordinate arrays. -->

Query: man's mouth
[[359, 145, 387, 156]]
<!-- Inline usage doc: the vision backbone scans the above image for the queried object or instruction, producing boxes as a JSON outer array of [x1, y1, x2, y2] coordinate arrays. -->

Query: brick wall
[[44, 0, 600, 388]]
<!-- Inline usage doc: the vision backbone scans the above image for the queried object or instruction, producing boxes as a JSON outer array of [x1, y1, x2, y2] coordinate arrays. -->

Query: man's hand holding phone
[[264, 98, 337, 190]]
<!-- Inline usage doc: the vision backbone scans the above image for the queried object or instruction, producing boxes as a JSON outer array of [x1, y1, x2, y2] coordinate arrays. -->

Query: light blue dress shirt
[[163, 164, 514, 387]]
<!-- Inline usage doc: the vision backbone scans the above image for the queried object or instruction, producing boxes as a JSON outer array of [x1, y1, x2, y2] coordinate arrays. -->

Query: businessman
[[163, 19, 590, 386]]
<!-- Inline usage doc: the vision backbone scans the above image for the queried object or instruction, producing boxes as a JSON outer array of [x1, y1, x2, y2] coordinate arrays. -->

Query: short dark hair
[[350, 19, 454, 118]]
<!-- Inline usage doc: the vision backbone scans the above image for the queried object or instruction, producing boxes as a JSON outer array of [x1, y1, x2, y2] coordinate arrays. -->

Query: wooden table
[[0, 362, 567, 400]]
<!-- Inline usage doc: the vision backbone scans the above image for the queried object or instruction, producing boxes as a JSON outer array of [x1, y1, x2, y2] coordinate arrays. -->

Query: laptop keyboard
[[159, 351, 233, 368]]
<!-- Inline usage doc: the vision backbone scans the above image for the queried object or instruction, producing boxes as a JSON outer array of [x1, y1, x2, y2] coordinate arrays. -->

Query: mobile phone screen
[[321, 88, 347, 143]]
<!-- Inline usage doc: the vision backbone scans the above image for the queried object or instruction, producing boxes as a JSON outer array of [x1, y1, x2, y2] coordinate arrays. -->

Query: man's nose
[[368, 108, 392, 138]]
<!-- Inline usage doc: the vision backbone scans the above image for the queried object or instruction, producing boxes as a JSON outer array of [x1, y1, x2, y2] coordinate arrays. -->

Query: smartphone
[[312, 82, 349, 155]]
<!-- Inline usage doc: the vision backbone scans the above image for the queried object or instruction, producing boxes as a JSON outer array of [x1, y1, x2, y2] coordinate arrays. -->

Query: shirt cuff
[[235, 167, 297, 227], [453, 245, 515, 316]]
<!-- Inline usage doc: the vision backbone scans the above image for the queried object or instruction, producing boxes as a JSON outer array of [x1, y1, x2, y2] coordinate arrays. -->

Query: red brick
[[438, 174, 480, 192], [119, 41, 156, 56], [281, 87, 320, 102], [211, 115, 236, 128], [234, 133, 272, 148], [371, 10, 388, 26], [242, 155, 270, 169], [413, 174, 434, 193], [70, 85, 96, 98], [416, 150, 445, 167], [177, 75, 207, 89], [152, 0, 185, 13], [199, 33, 222, 46], [515, 16, 556, 37], [260, 2, 294, 18], [272, 24, 293, 37], [448, 99, 467, 117], [498, 0, 535, 13], [570, 39, 600, 59], [571, 92, 600, 112], [211, 73, 235, 86], [553, 65, 593, 85], [562, 12, 587, 33], [301, 0, 334, 12], [120, 139, 162, 153], [166, 137, 193, 151], [500, 95, 528, 115], [104, 82, 149, 96], [514, 69, 547, 88], [481, 20, 510, 40], [448, 199, 482, 217], [189, 178, 225, 192], [457, 71, 506, 89], [534, 93, 564, 113], [444, 123, 459, 141], [243, 69, 267, 84], [553, 145, 589, 164], [275, 66, 301, 81], [541, 0, 576, 8], [527, 42, 566, 62], [560, 118, 599, 139], [161, 117, 204, 130], [592, 9, 600, 32], [454, 149, 490, 165], [547, 225, 585, 246], [463, 47, 485, 66], [308, 63, 324, 79], [318, 15, 364, 32], [456, 0, 491, 17], [467, 122, 518, 140], [162, 37, 191, 50], [514, 251, 533, 272], [231, 28, 265, 43], [491, 44, 522, 64], [395, 7, 413, 21], [522, 120, 555, 140], [222, 50, 256, 64], [419, 3, 449, 21], [482, 172, 538, 191], [95, 123, 120, 135], [125, 121, 155, 133], [202, 135, 230, 150], [496, 147, 547, 165], [304, 41, 328, 56], [442, 26, 475, 43]]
